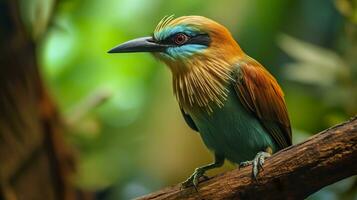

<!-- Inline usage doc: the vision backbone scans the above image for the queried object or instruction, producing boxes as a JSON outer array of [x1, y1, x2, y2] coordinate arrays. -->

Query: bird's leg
[[239, 147, 272, 179], [181, 154, 224, 190]]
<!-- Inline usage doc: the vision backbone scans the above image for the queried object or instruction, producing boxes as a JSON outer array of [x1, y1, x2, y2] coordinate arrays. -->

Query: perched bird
[[108, 15, 292, 188]]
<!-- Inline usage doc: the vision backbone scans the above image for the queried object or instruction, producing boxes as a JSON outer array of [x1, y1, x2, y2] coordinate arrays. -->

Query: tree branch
[[138, 116, 357, 200]]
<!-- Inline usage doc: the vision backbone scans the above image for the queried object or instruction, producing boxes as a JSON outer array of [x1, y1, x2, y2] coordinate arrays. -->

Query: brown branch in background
[[0, 0, 82, 199], [138, 116, 357, 200]]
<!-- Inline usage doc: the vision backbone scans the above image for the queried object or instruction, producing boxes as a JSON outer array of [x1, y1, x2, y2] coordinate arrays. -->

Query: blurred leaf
[[19, 0, 55, 40], [66, 87, 112, 126], [335, 0, 357, 23], [278, 34, 348, 86]]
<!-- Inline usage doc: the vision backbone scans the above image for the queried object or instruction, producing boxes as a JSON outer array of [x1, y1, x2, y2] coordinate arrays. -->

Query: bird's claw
[[181, 168, 206, 190], [239, 160, 252, 168], [239, 151, 271, 180]]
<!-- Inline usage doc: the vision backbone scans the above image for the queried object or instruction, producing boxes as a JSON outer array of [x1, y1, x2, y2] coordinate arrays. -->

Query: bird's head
[[109, 15, 243, 75]]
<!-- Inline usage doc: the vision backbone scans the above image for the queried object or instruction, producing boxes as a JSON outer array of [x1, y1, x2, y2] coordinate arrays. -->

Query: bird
[[108, 15, 292, 189]]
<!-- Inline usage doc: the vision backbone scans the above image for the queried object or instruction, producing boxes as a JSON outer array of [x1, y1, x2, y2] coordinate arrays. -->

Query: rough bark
[[0, 0, 77, 199], [138, 117, 357, 200]]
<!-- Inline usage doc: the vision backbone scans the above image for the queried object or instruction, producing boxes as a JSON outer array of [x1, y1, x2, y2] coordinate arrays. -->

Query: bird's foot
[[181, 154, 224, 190], [239, 160, 252, 168], [181, 167, 209, 190], [239, 151, 271, 179]]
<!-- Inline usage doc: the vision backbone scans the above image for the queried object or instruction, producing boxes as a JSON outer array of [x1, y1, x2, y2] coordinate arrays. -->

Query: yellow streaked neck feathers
[[171, 55, 236, 113]]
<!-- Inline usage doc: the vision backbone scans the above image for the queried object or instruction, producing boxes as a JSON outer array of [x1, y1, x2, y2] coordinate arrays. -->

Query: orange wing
[[234, 57, 292, 149]]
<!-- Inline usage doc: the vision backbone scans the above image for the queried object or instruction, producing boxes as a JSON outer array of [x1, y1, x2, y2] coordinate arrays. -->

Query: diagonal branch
[[138, 116, 357, 200]]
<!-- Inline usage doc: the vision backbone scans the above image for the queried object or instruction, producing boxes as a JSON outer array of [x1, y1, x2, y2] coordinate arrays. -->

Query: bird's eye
[[173, 33, 189, 45]]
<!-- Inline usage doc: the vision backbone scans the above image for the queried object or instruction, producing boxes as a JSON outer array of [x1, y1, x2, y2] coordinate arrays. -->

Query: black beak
[[108, 36, 166, 53]]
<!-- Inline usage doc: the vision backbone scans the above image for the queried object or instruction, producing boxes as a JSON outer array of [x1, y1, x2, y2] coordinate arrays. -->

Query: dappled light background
[[36, 0, 356, 199]]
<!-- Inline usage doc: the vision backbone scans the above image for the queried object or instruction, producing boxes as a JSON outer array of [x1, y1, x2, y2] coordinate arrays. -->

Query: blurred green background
[[22, 0, 357, 199]]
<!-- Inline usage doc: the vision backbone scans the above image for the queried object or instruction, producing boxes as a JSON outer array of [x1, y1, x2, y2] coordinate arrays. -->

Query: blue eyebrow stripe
[[154, 25, 200, 40]]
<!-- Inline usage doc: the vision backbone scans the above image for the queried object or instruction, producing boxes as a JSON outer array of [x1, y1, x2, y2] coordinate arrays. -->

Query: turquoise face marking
[[165, 44, 207, 59], [154, 25, 209, 60]]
